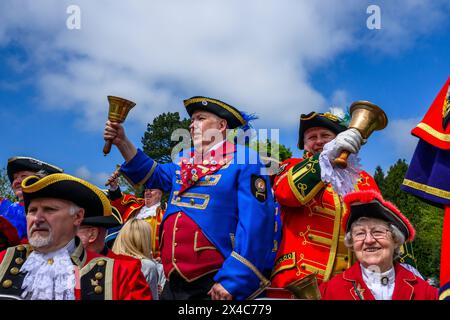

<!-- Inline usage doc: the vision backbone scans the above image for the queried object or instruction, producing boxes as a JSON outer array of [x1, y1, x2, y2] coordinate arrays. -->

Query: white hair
[[344, 217, 406, 259], [68, 203, 81, 216]]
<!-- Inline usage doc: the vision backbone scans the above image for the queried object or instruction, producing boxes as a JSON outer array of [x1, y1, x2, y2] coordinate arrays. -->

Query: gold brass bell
[[334, 101, 388, 168]]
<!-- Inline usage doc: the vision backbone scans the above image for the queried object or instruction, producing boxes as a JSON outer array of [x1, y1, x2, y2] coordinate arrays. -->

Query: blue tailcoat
[[120, 146, 276, 300]]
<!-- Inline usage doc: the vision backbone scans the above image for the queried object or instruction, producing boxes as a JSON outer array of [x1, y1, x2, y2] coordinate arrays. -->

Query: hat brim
[[82, 207, 122, 228], [22, 174, 111, 218], [184, 96, 245, 129], [7, 157, 63, 183], [298, 112, 347, 149]]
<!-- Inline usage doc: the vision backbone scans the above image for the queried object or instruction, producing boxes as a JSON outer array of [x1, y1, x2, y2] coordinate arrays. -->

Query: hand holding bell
[[333, 101, 388, 168], [103, 96, 136, 156]]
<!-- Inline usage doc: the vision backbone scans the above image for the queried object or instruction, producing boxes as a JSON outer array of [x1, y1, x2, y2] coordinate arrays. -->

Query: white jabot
[[136, 202, 161, 220], [20, 239, 77, 300], [361, 264, 396, 300]]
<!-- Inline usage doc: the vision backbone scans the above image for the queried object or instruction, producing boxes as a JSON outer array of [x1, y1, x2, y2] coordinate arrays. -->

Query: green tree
[[373, 166, 386, 195], [249, 139, 293, 162], [139, 112, 190, 203], [141, 112, 191, 164], [381, 158, 443, 281], [0, 167, 15, 201]]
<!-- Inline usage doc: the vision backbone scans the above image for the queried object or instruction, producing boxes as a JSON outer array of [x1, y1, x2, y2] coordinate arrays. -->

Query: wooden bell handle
[[103, 140, 112, 156], [333, 150, 350, 169]]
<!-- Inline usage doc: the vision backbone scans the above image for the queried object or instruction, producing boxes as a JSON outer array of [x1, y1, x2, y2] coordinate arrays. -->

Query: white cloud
[[75, 165, 110, 187], [0, 0, 448, 133], [75, 165, 91, 180], [381, 117, 421, 160]]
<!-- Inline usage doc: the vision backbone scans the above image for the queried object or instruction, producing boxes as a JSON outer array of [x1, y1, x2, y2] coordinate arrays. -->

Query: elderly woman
[[320, 190, 437, 300]]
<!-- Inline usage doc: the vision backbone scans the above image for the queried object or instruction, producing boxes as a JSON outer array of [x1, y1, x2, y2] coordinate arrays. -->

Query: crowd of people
[[0, 86, 448, 300]]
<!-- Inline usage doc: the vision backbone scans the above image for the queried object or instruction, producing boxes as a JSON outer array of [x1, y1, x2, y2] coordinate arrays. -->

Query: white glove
[[319, 139, 362, 196], [333, 128, 364, 156]]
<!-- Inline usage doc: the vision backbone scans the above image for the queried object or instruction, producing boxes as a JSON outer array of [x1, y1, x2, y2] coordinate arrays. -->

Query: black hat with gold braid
[[7, 156, 63, 183], [21, 173, 112, 218], [184, 96, 256, 130], [298, 111, 349, 150]]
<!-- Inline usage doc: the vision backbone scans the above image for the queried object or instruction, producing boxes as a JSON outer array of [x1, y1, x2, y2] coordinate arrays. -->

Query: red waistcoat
[[160, 212, 224, 282]]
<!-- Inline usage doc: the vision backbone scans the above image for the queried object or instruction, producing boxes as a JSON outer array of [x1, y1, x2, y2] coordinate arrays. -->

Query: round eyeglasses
[[352, 227, 391, 241]]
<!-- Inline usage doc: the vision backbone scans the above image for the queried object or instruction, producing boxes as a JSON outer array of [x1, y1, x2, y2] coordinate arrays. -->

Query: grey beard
[[29, 233, 53, 248]]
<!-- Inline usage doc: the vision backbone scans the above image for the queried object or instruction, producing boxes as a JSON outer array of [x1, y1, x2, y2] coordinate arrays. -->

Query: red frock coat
[[320, 262, 438, 300], [268, 154, 379, 298]]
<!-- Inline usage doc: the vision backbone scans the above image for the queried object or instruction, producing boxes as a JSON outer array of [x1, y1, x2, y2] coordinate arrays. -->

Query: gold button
[[15, 257, 24, 265], [300, 264, 306, 270], [173, 258, 177, 263], [47, 258, 54, 265], [96, 260, 106, 267], [175, 228, 178, 231], [205, 176, 210, 181], [10, 267, 19, 275], [17, 245, 25, 252], [190, 199, 195, 205], [308, 234, 313, 240], [94, 286, 103, 294], [2, 280, 12, 289], [177, 213, 182, 217], [95, 272, 104, 280], [174, 243, 177, 247]]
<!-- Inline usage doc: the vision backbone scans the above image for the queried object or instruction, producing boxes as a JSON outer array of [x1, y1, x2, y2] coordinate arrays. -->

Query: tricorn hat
[[21, 173, 112, 218], [342, 190, 415, 241], [7, 156, 63, 183], [184, 96, 253, 129], [82, 206, 123, 229], [298, 112, 348, 150]]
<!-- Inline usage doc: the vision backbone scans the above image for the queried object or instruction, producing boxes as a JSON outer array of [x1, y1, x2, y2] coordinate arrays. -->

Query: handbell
[[103, 96, 136, 156], [334, 100, 388, 168], [284, 273, 321, 300]]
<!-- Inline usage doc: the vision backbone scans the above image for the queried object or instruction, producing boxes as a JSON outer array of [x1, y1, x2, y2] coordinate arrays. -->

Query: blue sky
[[1, 0, 449, 188]]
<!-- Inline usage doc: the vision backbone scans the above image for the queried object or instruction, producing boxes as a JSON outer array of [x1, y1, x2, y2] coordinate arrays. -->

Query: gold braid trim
[[440, 289, 450, 300], [416, 122, 450, 142], [403, 178, 450, 200], [22, 174, 111, 216], [184, 97, 245, 125], [230, 251, 270, 299]]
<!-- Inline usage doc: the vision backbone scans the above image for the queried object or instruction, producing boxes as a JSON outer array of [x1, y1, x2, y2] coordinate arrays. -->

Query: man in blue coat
[[104, 96, 275, 300]]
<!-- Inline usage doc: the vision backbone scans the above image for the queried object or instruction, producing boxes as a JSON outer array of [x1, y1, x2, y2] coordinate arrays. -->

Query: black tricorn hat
[[21, 173, 112, 218], [7, 156, 63, 183], [184, 96, 246, 129], [297, 112, 347, 150], [82, 206, 123, 229]]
